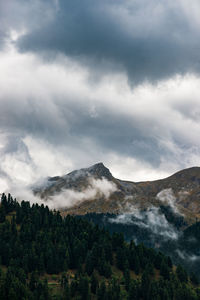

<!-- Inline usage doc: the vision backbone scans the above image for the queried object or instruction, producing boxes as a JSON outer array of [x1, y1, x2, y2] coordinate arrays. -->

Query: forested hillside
[[0, 193, 200, 299], [80, 212, 200, 279]]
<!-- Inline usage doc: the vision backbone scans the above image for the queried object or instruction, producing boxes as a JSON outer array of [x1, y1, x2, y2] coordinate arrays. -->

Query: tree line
[[0, 193, 200, 299]]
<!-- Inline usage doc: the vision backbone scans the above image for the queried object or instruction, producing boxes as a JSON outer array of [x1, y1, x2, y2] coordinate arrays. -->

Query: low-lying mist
[[108, 206, 179, 240], [4, 176, 118, 210]]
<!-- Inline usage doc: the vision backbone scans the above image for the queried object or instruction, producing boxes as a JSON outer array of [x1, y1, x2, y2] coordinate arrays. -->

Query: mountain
[[34, 162, 113, 197], [34, 163, 200, 224], [34, 163, 200, 279]]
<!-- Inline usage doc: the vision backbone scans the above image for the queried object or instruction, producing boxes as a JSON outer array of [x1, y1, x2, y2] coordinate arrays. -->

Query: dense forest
[[0, 193, 200, 299], [81, 211, 200, 278]]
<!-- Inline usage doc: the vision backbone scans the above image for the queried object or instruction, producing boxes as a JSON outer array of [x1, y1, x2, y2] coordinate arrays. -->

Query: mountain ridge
[[34, 163, 200, 224]]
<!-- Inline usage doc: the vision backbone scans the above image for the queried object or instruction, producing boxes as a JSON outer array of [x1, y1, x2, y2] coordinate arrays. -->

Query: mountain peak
[[64, 162, 113, 180], [91, 162, 105, 168], [87, 162, 113, 179]]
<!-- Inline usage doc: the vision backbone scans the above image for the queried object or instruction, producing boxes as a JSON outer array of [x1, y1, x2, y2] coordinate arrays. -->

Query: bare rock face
[[86, 162, 113, 179], [34, 164, 200, 224]]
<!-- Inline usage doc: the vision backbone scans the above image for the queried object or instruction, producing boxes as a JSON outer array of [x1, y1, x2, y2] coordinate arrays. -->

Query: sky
[[1, 0, 200, 194]]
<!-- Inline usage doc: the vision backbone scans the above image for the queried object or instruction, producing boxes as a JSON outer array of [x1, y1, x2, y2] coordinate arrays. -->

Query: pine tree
[[97, 281, 106, 300], [128, 280, 139, 300], [0, 206, 6, 223], [85, 252, 94, 276], [63, 281, 70, 300], [160, 260, 170, 280], [116, 247, 126, 270], [29, 271, 39, 291], [176, 265, 188, 283], [141, 270, 151, 300], [190, 272, 199, 285], [123, 268, 130, 291], [78, 276, 89, 300], [91, 273, 98, 294]]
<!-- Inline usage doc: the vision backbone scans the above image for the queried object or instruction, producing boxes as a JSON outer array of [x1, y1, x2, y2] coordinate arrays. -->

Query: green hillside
[[0, 193, 200, 300]]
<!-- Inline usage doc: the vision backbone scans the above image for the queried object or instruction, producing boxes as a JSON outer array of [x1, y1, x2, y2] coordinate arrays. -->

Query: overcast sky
[[1, 0, 200, 193]]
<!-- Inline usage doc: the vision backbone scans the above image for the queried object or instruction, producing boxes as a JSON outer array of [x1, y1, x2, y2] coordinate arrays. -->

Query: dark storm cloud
[[0, 0, 57, 48], [1, 0, 200, 189], [17, 0, 200, 83]]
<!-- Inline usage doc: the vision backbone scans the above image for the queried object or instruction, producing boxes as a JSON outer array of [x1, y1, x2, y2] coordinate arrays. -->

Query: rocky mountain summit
[[34, 163, 200, 223], [34, 162, 113, 196]]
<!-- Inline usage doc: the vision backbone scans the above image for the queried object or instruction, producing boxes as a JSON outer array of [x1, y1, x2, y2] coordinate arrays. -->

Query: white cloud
[[156, 188, 180, 214], [45, 177, 118, 209], [5, 176, 117, 210], [109, 206, 179, 240], [176, 249, 200, 262], [0, 45, 200, 195]]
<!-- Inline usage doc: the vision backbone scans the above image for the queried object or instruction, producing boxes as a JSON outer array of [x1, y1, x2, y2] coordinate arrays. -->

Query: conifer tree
[[0, 206, 6, 223], [91, 273, 98, 294]]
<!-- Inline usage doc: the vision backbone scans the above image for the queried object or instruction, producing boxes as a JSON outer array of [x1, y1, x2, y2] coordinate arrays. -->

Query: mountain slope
[[34, 163, 200, 224]]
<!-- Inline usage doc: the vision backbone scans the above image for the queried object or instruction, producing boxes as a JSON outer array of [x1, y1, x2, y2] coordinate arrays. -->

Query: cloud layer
[[46, 177, 118, 209], [0, 0, 200, 199], [16, 0, 200, 83], [8, 175, 117, 210], [108, 206, 179, 240]]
